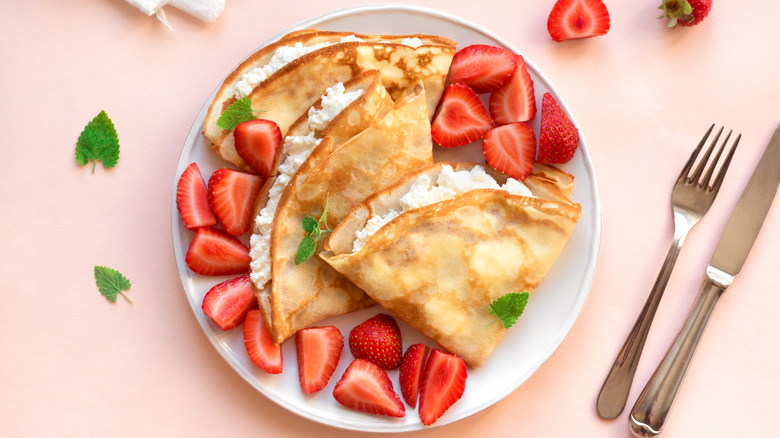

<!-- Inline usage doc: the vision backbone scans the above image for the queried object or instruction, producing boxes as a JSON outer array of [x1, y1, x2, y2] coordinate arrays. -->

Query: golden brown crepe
[[320, 162, 581, 368], [252, 83, 434, 344], [203, 30, 455, 170]]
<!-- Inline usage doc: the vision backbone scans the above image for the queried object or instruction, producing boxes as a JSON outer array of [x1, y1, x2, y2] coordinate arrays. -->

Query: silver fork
[[596, 125, 740, 419]]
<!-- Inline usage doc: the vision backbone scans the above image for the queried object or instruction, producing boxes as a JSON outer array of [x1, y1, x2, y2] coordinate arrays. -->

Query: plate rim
[[171, 3, 602, 433]]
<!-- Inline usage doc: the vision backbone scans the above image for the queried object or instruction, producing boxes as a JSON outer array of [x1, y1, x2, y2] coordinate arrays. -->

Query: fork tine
[[679, 124, 715, 180], [690, 126, 724, 183], [700, 130, 732, 188], [710, 133, 741, 195]]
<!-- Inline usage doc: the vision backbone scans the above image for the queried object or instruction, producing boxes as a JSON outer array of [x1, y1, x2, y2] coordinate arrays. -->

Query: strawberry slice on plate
[[538, 92, 579, 163], [234, 119, 282, 179], [431, 83, 494, 148], [202, 274, 257, 331], [547, 0, 611, 42], [176, 162, 217, 230], [296, 326, 344, 394], [449, 44, 518, 93], [489, 54, 536, 124], [207, 168, 263, 236], [244, 309, 282, 374], [418, 349, 467, 426], [349, 313, 403, 370], [185, 227, 250, 276], [333, 359, 405, 418], [399, 343, 431, 408], [482, 122, 537, 181]]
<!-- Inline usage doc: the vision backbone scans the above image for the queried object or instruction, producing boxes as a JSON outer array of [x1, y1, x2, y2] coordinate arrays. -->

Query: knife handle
[[629, 269, 729, 437]]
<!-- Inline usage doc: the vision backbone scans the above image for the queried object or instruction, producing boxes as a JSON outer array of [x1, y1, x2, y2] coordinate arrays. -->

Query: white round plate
[[172, 4, 601, 433]]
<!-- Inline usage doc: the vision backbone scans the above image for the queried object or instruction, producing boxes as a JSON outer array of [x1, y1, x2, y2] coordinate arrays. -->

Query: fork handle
[[596, 229, 687, 419], [629, 273, 727, 437]]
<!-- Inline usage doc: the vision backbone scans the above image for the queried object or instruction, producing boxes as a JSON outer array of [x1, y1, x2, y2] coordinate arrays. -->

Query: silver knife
[[629, 123, 780, 437]]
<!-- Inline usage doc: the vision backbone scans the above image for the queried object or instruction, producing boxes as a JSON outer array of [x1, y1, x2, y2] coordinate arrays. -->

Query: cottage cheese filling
[[308, 83, 365, 131], [351, 165, 534, 253]]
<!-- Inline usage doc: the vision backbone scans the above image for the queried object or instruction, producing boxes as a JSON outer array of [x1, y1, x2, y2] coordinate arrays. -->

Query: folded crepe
[[202, 30, 455, 170], [250, 82, 434, 344], [321, 162, 582, 368]]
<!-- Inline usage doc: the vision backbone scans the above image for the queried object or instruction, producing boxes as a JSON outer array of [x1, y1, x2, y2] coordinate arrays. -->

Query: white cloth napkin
[[125, 0, 225, 29]]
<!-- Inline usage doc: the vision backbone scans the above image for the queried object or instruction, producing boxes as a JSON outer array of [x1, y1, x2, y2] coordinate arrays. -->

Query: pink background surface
[[2, 1, 780, 437]]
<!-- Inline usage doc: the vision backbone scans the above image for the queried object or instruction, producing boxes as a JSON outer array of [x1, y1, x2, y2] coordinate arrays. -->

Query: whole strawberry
[[537, 92, 579, 164], [658, 0, 712, 27], [349, 314, 403, 370]]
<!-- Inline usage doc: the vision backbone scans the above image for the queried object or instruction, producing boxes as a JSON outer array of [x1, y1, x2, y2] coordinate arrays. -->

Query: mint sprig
[[94, 266, 132, 303], [76, 110, 120, 173], [295, 197, 331, 265], [488, 292, 529, 329], [216, 97, 264, 130]]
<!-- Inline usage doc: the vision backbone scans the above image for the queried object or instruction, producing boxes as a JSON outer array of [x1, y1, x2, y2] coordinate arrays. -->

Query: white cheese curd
[[400, 37, 423, 49], [308, 83, 365, 131], [249, 133, 321, 289], [233, 35, 365, 99], [351, 165, 534, 253]]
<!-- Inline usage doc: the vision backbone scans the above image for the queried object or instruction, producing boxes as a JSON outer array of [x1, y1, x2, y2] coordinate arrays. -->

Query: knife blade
[[629, 123, 780, 437]]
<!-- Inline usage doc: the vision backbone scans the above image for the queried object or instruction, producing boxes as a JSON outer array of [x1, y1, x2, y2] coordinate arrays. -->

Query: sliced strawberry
[[349, 314, 403, 370], [482, 123, 537, 181], [207, 168, 263, 236], [489, 55, 536, 125], [399, 343, 430, 408], [547, 0, 611, 42], [538, 92, 579, 163], [295, 326, 344, 394], [202, 274, 257, 331], [185, 227, 250, 276], [431, 83, 494, 148], [449, 45, 518, 94], [233, 119, 282, 179], [418, 349, 467, 426], [176, 162, 217, 230], [333, 359, 405, 418], [243, 309, 282, 374]]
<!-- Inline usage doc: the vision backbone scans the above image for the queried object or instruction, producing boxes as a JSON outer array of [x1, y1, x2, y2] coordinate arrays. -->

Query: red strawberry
[[185, 227, 250, 276], [547, 0, 611, 42], [658, 0, 712, 27], [233, 119, 282, 179], [202, 274, 257, 331], [399, 343, 431, 408], [176, 162, 217, 230], [431, 83, 494, 148], [449, 45, 518, 93], [243, 309, 282, 374], [418, 349, 467, 426], [295, 326, 344, 394], [207, 168, 263, 236], [489, 54, 536, 125], [349, 314, 403, 370], [538, 92, 579, 163], [482, 122, 537, 181], [333, 359, 405, 418]]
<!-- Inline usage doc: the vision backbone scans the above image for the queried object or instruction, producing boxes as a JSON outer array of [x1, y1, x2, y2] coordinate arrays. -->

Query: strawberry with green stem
[[658, 0, 712, 27]]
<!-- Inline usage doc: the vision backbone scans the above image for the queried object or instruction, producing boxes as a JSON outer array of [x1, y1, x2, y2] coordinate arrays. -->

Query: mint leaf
[[94, 266, 132, 303], [488, 292, 529, 329], [295, 235, 317, 265], [217, 97, 257, 130], [76, 110, 120, 173], [302, 216, 318, 234]]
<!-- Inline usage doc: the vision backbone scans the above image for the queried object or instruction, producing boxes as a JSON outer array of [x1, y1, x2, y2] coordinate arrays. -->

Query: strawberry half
[[207, 168, 263, 236], [185, 227, 250, 276], [244, 309, 282, 374], [547, 0, 611, 42], [482, 122, 537, 181], [233, 119, 282, 179], [295, 326, 344, 394], [431, 83, 494, 148], [418, 349, 467, 426], [399, 343, 431, 408], [202, 274, 257, 331], [489, 55, 536, 125], [349, 314, 403, 370], [449, 45, 518, 94], [333, 359, 405, 418], [176, 162, 217, 230], [538, 92, 579, 163]]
